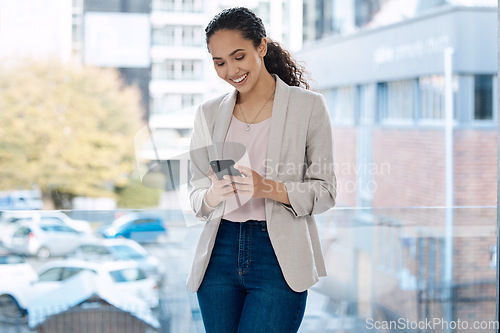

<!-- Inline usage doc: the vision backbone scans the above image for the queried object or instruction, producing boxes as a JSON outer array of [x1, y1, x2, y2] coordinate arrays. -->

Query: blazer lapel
[[267, 75, 290, 181], [265, 75, 290, 221], [212, 89, 238, 159]]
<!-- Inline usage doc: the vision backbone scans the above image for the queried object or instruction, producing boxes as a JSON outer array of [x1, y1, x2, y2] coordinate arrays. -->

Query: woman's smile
[[230, 73, 248, 85]]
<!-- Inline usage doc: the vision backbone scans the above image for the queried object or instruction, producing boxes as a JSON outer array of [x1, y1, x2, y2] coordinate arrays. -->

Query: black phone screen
[[210, 159, 242, 180]]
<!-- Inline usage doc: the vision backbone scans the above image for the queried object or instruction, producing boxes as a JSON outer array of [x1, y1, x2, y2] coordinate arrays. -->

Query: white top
[[222, 115, 272, 222]]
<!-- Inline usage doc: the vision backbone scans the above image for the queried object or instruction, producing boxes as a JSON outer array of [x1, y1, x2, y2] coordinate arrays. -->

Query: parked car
[[0, 255, 37, 320], [69, 238, 165, 285], [97, 213, 167, 243], [0, 255, 37, 284], [2, 222, 93, 259], [0, 259, 159, 319], [0, 211, 92, 235]]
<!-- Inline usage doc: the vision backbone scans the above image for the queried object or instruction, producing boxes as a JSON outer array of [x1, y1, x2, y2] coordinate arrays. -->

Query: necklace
[[237, 91, 275, 131]]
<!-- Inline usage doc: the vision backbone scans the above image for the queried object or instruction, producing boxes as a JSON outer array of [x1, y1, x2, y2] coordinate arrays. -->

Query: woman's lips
[[231, 73, 248, 85]]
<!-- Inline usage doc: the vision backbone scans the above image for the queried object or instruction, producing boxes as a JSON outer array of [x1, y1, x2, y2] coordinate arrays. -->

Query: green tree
[[0, 58, 143, 209]]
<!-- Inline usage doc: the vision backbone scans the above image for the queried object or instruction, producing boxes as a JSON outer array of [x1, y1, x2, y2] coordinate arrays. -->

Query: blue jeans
[[197, 219, 308, 333]]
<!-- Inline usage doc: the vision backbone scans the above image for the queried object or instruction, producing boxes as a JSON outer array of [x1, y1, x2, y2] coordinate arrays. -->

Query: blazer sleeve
[[282, 93, 336, 217], [189, 104, 216, 221]]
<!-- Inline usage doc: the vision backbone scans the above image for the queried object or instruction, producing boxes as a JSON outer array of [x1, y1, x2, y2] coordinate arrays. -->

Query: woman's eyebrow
[[212, 48, 245, 60]]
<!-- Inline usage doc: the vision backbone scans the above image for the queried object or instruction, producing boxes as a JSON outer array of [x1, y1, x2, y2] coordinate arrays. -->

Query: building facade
[[299, 4, 498, 327]]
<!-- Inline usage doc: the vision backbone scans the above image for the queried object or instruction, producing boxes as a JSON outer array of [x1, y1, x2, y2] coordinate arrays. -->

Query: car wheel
[[36, 247, 50, 260], [0, 295, 26, 321]]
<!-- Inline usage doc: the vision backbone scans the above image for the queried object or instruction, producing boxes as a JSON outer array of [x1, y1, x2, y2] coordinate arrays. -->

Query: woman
[[187, 7, 336, 333]]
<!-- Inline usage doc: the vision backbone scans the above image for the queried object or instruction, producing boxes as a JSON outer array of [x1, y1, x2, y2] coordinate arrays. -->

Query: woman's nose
[[227, 62, 239, 77]]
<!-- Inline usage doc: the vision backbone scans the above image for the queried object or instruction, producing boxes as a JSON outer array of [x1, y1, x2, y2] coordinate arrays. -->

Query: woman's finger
[[233, 164, 252, 177], [224, 175, 251, 185]]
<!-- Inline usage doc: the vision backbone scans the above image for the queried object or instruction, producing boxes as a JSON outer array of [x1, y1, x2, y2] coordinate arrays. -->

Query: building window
[[151, 94, 203, 115], [474, 74, 493, 120], [182, 94, 202, 109], [152, 26, 175, 46], [181, 60, 201, 80], [152, 0, 175, 11], [153, 26, 203, 47], [152, 60, 201, 81], [419, 75, 459, 122], [378, 79, 416, 123], [419, 76, 444, 121], [358, 84, 375, 123], [182, 26, 203, 47], [152, 60, 175, 80], [152, 0, 202, 12], [331, 87, 355, 125], [255, 2, 271, 27]]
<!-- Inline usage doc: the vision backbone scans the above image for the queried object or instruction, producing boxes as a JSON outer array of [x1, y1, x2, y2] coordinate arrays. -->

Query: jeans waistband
[[221, 218, 266, 226]]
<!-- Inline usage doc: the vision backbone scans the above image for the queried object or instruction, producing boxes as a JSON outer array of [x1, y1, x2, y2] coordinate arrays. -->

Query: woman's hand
[[230, 165, 274, 199], [204, 166, 236, 207]]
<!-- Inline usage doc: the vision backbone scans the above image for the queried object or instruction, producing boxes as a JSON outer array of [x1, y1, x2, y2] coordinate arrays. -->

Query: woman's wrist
[[204, 189, 220, 209], [263, 179, 290, 205]]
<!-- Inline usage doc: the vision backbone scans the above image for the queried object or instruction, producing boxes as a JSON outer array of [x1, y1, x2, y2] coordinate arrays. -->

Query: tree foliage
[[0, 58, 144, 206]]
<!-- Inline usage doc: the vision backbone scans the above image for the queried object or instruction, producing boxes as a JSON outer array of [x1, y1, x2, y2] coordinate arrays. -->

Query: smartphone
[[210, 159, 242, 180]]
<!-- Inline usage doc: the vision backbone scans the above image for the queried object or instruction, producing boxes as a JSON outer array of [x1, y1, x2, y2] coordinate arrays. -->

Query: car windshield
[[110, 245, 147, 260], [0, 255, 25, 265], [111, 215, 134, 228], [108, 268, 146, 282], [40, 225, 78, 233]]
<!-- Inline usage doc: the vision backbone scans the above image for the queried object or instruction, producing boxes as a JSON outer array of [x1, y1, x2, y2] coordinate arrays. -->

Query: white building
[[0, 0, 72, 63]]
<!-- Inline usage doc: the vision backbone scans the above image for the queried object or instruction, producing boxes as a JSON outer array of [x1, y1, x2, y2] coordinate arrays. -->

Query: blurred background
[[0, 0, 498, 332]]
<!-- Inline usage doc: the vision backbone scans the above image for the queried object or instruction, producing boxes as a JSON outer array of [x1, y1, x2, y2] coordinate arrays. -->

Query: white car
[[0, 255, 37, 284], [0, 259, 159, 319], [0, 255, 37, 320], [3, 222, 93, 259], [0, 211, 92, 236], [70, 238, 165, 285]]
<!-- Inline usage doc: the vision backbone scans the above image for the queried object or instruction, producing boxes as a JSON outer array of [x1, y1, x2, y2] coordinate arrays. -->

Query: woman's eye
[[236, 56, 244, 60], [216, 62, 225, 67]]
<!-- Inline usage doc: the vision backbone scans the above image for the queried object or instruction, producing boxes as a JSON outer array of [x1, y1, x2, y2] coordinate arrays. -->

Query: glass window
[[358, 84, 376, 123], [420, 75, 445, 120], [152, 0, 175, 11], [61, 267, 83, 280], [0, 255, 25, 265], [111, 245, 146, 260], [38, 267, 64, 281], [181, 26, 203, 47], [474, 74, 493, 120], [152, 60, 176, 80], [419, 75, 459, 122], [181, 60, 202, 80], [79, 245, 110, 255], [329, 86, 355, 125], [13, 227, 31, 237], [152, 26, 175, 46], [379, 79, 416, 122], [109, 268, 146, 282]]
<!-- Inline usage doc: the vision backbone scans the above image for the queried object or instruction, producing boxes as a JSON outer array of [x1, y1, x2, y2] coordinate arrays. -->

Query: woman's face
[[207, 29, 267, 94]]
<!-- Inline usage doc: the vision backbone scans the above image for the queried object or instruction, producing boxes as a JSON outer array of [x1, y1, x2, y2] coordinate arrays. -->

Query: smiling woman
[[187, 6, 336, 333]]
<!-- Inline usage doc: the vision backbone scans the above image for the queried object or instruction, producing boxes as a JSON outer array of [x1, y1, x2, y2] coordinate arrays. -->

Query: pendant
[[246, 125, 251, 131]]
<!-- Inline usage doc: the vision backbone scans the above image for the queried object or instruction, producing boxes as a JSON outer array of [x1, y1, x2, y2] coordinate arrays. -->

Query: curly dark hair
[[205, 7, 309, 89]]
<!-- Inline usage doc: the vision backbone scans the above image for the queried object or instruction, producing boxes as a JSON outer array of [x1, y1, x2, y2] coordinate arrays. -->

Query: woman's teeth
[[233, 73, 248, 83]]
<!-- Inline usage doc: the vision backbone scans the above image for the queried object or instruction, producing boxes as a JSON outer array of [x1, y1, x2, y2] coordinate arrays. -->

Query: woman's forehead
[[208, 30, 253, 55]]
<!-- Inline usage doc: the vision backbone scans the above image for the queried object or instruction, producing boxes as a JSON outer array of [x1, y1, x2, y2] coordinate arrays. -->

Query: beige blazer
[[187, 75, 336, 293]]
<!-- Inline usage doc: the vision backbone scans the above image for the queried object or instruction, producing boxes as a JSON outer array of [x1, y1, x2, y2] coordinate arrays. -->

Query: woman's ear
[[258, 37, 268, 58]]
